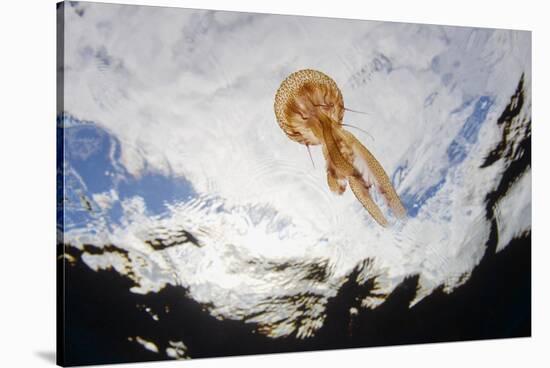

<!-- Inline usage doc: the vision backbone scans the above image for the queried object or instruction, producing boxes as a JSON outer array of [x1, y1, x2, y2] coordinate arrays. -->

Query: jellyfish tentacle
[[348, 176, 389, 227], [341, 122, 375, 141], [341, 129, 407, 219], [305, 144, 316, 168]]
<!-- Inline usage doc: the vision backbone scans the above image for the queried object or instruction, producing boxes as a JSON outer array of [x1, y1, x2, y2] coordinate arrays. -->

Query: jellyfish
[[274, 69, 406, 227]]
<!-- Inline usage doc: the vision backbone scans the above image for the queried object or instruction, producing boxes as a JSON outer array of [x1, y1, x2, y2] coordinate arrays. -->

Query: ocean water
[[58, 2, 531, 365]]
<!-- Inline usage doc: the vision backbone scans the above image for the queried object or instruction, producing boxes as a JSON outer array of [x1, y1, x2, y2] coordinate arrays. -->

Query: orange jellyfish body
[[274, 69, 406, 227]]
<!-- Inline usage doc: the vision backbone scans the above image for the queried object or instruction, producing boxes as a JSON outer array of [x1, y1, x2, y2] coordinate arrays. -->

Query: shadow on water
[[57, 230, 530, 366]]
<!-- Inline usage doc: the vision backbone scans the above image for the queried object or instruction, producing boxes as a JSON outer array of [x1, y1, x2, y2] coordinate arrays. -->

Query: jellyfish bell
[[274, 69, 407, 227], [274, 69, 345, 146]]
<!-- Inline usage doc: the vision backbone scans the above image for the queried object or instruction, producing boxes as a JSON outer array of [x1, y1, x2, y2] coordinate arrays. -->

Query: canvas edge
[[56, 1, 66, 367]]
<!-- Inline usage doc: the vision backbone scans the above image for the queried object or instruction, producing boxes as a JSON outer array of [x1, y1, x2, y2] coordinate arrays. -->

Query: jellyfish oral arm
[[342, 130, 407, 219], [348, 175, 389, 227], [318, 114, 406, 225], [324, 153, 347, 194], [317, 113, 355, 177]]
